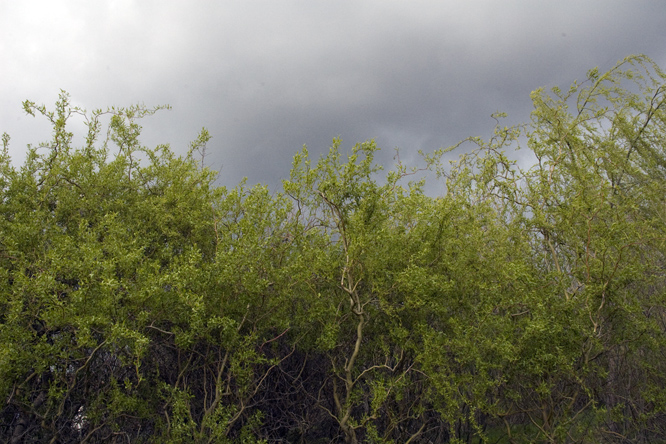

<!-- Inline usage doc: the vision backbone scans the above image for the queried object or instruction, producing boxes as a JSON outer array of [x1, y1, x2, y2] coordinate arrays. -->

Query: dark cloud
[[2, 1, 666, 190]]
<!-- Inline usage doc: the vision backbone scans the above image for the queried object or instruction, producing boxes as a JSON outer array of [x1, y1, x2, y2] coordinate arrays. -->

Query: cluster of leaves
[[1, 54, 665, 443]]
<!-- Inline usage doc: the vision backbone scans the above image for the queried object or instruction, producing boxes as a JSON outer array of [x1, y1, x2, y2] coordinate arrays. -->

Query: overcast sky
[[2, 1, 666, 190]]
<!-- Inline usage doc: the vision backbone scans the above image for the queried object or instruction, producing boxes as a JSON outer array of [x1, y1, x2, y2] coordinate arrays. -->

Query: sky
[[2, 0, 666, 190]]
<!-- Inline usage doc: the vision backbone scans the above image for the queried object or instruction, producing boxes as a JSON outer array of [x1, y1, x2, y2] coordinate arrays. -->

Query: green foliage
[[2, 55, 666, 442]]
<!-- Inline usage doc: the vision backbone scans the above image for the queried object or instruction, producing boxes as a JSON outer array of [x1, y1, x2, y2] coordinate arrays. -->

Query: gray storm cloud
[[2, 0, 666, 188]]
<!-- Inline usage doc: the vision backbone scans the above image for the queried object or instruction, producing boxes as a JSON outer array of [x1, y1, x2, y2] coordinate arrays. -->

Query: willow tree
[[448, 54, 666, 442], [0, 93, 296, 443]]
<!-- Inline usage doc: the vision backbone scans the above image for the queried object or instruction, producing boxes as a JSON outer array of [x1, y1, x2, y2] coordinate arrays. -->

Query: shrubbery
[[1, 55, 665, 443]]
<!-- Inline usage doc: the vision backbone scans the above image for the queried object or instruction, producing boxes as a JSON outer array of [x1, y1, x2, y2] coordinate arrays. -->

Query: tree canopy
[[1, 54, 666, 443]]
